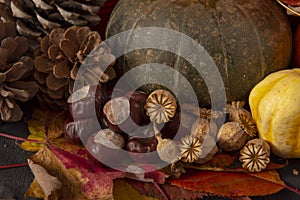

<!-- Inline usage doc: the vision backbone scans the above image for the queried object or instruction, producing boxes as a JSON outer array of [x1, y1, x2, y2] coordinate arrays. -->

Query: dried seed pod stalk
[[225, 101, 257, 137], [0, 0, 106, 41], [179, 134, 202, 163], [144, 89, 177, 124], [195, 135, 218, 164], [240, 138, 270, 172], [0, 20, 39, 122], [217, 122, 248, 152], [191, 118, 218, 141], [154, 124, 180, 164], [33, 26, 116, 109], [181, 103, 224, 128]]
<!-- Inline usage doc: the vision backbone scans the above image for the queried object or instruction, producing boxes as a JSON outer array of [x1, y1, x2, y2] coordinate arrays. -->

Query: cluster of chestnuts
[[63, 84, 271, 174], [63, 85, 182, 166]]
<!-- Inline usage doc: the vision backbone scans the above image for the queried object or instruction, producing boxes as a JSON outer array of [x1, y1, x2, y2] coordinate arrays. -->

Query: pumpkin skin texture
[[106, 0, 292, 107], [249, 68, 300, 158]]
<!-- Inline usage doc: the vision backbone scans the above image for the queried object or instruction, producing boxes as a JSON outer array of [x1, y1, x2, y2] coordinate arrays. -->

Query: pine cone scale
[[8, 81, 39, 101], [33, 71, 47, 84], [14, 36, 29, 57], [59, 39, 78, 62], [34, 55, 55, 73], [47, 87, 65, 99], [46, 72, 67, 90], [0, 48, 8, 67], [53, 60, 70, 79], [5, 62, 28, 82]]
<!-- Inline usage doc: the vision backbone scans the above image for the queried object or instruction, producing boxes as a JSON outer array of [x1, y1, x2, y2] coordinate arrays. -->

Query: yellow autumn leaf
[[20, 109, 46, 151], [25, 179, 46, 199], [113, 179, 158, 200]]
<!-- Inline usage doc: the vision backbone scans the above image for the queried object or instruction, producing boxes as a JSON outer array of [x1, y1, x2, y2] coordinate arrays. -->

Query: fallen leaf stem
[[0, 163, 28, 169], [248, 173, 300, 196], [153, 182, 169, 200], [0, 132, 44, 144]]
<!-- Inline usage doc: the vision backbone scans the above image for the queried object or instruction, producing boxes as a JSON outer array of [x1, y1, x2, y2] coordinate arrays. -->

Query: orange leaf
[[184, 152, 288, 172], [169, 169, 285, 197], [47, 110, 71, 140]]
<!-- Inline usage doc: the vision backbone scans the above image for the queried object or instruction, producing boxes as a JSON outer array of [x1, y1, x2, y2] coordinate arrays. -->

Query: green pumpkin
[[106, 0, 292, 107]]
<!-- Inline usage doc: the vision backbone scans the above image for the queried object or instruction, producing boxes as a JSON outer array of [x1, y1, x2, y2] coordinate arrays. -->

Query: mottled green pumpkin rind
[[106, 0, 292, 107]]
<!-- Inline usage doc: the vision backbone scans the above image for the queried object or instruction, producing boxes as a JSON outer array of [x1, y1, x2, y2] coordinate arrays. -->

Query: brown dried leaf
[[53, 59, 70, 79], [34, 55, 54, 73], [46, 73, 66, 90], [47, 110, 70, 140], [28, 159, 62, 197], [25, 179, 45, 199], [169, 169, 285, 197]]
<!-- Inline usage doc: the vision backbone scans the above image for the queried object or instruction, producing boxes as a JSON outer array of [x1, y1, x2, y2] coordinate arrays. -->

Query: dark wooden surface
[[0, 118, 299, 200]]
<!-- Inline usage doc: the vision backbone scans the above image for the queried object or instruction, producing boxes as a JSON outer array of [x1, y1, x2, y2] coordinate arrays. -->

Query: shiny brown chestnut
[[102, 91, 150, 134], [68, 84, 108, 120]]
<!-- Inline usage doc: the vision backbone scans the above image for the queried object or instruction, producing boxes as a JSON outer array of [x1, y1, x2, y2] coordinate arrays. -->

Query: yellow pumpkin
[[249, 68, 300, 158]]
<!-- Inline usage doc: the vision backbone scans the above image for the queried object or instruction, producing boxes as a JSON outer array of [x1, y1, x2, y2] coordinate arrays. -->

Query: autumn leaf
[[169, 169, 285, 197], [28, 160, 62, 198], [20, 109, 71, 151], [27, 143, 125, 200], [25, 179, 46, 199], [113, 179, 158, 200], [47, 110, 70, 140], [183, 152, 288, 172], [124, 178, 209, 200], [20, 109, 46, 151]]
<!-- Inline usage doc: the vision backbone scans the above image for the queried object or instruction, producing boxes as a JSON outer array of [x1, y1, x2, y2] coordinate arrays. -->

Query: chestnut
[[68, 84, 108, 120], [102, 90, 150, 134]]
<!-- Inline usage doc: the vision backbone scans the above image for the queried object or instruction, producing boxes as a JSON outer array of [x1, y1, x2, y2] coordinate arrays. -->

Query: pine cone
[[33, 26, 116, 109], [0, 0, 106, 40], [0, 20, 39, 122]]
